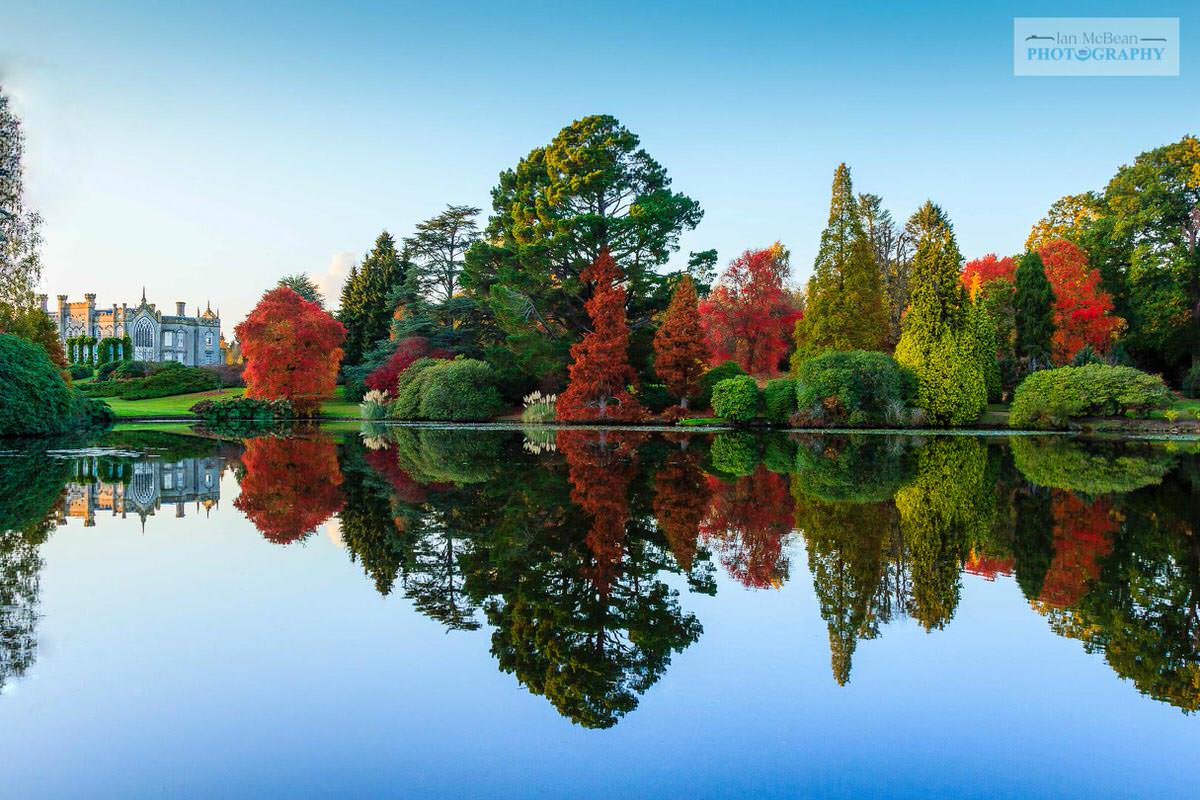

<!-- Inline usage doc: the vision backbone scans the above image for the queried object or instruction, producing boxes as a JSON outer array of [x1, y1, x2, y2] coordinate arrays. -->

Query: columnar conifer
[[1013, 251, 1055, 366], [793, 164, 887, 363], [653, 276, 709, 409], [558, 249, 645, 421]]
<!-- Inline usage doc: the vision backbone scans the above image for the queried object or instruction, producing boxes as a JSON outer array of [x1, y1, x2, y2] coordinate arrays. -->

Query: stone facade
[[39, 289, 222, 366]]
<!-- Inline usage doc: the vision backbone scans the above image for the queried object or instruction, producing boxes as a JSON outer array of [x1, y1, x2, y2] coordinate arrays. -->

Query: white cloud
[[314, 251, 356, 311]]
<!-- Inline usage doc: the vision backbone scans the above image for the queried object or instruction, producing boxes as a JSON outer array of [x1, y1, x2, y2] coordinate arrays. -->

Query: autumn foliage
[[364, 336, 451, 397], [558, 429, 644, 595], [1040, 492, 1116, 608], [960, 254, 1017, 289], [699, 243, 802, 374], [700, 467, 793, 588], [558, 249, 645, 421], [653, 276, 710, 408], [652, 440, 711, 571], [1037, 239, 1125, 364], [236, 287, 347, 415], [235, 435, 344, 545]]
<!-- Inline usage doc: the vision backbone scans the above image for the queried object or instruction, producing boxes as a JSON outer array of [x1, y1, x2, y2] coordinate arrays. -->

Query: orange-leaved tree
[[960, 254, 1016, 289], [557, 249, 645, 421], [699, 243, 801, 374], [1037, 239, 1125, 364], [653, 276, 710, 409], [236, 287, 347, 416]]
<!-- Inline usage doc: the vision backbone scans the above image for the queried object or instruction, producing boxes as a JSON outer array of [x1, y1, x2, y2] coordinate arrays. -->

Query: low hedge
[[794, 351, 915, 427], [711, 375, 762, 422], [68, 363, 94, 380], [191, 396, 295, 422], [1009, 364, 1174, 430], [390, 358, 445, 419], [81, 362, 220, 400]]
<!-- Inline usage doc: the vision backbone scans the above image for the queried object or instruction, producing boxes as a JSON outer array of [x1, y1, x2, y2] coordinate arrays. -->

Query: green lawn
[[103, 386, 361, 419], [1147, 398, 1200, 421]]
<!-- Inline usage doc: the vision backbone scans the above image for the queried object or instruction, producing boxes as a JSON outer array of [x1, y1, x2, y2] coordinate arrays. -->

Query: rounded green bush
[[763, 377, 798, 424], [694, 360, 747, 410], [68, 363, 94, 381], [794, 350, 915, 427], [637, 383, 674, 413], [0, 333, 78, 437], [418, 359, 504, 421], [390, 358, 444, 419], [711, 375, 762, 422], [1009, 363, 1174, 430]]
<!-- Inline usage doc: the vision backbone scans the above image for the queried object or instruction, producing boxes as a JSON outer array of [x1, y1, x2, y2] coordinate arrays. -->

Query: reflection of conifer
[[652, 443, 710, 571]]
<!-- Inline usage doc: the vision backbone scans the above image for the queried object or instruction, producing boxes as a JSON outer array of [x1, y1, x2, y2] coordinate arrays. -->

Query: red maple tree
[[653, 276, 710, 409], [698, 243, 801, 374], [235, 435, 344, 545], [236, 287, 346, 416], [960, 253, 1017, 289], [1037, 239, 1125, 364], [364, 336, 451, 397], [557, 249, 645, 422], [699, 466, 793, 589]]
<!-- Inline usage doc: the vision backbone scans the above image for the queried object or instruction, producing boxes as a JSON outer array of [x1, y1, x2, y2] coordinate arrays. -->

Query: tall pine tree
[[339, 232, 409, 366], [793, 164, 887, 364], [1013, 251, 1055, 366]]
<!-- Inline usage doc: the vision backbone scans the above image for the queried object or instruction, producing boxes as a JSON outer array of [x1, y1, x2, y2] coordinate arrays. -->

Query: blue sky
[[4, 1, 1197, 325]]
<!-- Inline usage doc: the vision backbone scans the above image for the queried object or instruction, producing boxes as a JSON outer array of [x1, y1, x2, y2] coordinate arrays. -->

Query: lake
[[1, 424, 1198, 798]]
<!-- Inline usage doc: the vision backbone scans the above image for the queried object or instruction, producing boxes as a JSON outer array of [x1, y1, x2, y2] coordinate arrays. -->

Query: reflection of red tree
[[558, 429, 643, 595], [1040, 492, 1116, 608], [652, 441, 710, 571], [362, 447, 449, 504], [235, 436, 344, 544], [700, 467, 793, 588], [964, 550, 1015, 581]]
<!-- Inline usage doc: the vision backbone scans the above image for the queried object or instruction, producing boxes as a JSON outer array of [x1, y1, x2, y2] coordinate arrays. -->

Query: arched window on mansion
[[133, 318, 155, 361]]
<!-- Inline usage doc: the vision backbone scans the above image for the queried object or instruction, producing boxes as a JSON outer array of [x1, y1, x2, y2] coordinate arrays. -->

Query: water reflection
[[2, 426, 1199, 723]]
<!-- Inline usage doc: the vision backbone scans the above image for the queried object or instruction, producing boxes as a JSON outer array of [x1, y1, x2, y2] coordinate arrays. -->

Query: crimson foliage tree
[[1038, 239, 1125, 364], [699, 243, 802, 374], [235, 435, 344, 545], [652, 276, 710, 409], [558, 249, 645, 421], [236, 287, 346, 416], [364, 336, 451, 396]]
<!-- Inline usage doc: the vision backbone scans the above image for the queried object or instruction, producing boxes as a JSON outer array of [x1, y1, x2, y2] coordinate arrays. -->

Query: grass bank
[[105, 386, 360, 419]]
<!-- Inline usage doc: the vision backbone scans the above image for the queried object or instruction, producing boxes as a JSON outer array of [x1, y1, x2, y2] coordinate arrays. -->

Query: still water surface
[[1, 425, 1198, 798]]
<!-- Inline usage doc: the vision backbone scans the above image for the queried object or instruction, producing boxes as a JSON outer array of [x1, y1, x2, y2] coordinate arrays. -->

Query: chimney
[[176, 301, 186, 316], [37, 294, 48, 312]]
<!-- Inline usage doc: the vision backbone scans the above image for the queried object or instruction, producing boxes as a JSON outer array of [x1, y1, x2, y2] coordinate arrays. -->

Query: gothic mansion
[[41, 290, 223, 366]]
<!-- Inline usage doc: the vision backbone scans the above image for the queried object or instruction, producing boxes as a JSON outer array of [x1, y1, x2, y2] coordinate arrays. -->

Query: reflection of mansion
[[39, 289, 226, 366], [58, 456, 225, 527]]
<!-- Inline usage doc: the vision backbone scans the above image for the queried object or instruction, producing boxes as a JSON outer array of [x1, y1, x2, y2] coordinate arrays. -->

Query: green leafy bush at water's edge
[[0, 334, 112, 437], [694, 361, 746, 410], [1009, 364, 1174, 430], [763, 378, 797, 424], [793, 350, 914, 427], [711, 376, 763, 422], [417, 359, 504, 421]]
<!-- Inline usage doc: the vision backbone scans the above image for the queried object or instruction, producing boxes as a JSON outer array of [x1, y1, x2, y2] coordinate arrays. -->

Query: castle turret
[[84, 293, 97, 337], [57, 295, 69, 340], [37, 294, 48, 312], [176, 301, 186, 316]]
